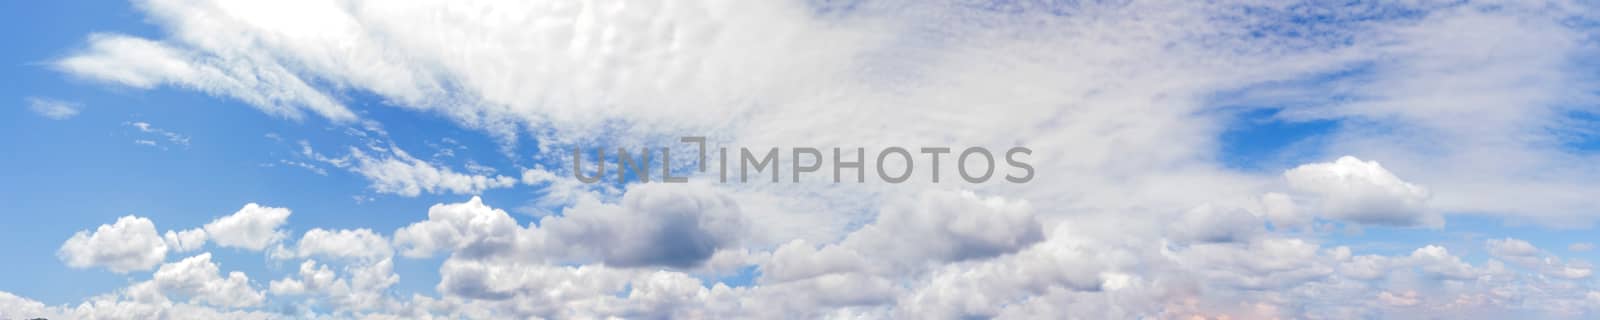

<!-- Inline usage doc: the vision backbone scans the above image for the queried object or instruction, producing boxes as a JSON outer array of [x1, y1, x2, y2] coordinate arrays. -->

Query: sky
[[1, 0, 1599, 319]]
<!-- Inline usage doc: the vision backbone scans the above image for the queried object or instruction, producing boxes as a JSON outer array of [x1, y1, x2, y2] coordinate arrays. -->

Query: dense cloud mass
[[11, 0, 1600, 319]]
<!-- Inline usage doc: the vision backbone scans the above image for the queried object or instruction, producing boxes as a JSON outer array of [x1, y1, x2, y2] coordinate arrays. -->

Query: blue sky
[[3, 0, 1599, 319]]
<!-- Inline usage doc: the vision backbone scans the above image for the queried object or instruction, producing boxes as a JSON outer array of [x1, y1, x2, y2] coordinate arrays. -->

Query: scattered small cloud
[[126, 121, 190, 149], [1572, 242, 1595, 252], [26, 97, 82, 120], [276, 160, 328, 176]]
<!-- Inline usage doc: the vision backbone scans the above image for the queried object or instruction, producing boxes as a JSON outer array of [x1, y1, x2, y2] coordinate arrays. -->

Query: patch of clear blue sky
[[1207, 64, 1375, 172]]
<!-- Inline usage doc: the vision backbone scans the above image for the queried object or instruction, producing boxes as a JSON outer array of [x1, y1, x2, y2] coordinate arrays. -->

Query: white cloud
[[0, 291, 59, 320], [127, 121, 190, 147], [1487, 237, 1541, 259], [1408, 245, 1480, 280], [203, 203, 291, 251], [281, 228, 393, 261], [1169, 204, 1263, 243], [896, 237, 1109, 318], [398, 183, 745, 269], [29, 191, 1600, 319], [538, 182, 745, 268], [1259, 192, 1309, 230], [392, 196, 522, 259], [1285, 156, 1440, 227], [143, 253, 265, 308], [348, 147, 517, 197], [58, 215, 170, 273], [56, 33, 355, 121], [1379, 290, 1422, 307], [25, 97, 81, 120], [268, 260, 335, 296], [163, 228, 208, 253], [267, 258, 399, 312], [1486, 237, 1593, 280], [1572, 242, 1595, 252], [838, 190, 1043, 267], [0, 290, 284, 320]]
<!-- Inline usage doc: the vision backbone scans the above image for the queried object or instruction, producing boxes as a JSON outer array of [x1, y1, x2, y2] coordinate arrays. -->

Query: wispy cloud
[[25, 97, 81, 120], [125, 121, 190, 149]]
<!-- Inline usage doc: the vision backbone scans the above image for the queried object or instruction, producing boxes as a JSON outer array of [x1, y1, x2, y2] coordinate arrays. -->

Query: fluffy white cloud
[[203, 203, 291, 250], [267, 258, 399, 312], [268, 260, 336, 296], [841, 190, 1043, 265], [144, 253, 265, 308], [1408, 245, 1480, 280], [279, 228, 393, 261], [392, 196, 522, 259], [58, 215, 170, 273], [395, 183, 744, 269], [433, 258, 727, 318], [163, 228, 208, 253], [1285, 156, 1440, 227], [894, 223, 1126, 319]]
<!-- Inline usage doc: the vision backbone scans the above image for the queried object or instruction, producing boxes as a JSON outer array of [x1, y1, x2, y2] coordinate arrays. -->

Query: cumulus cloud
[[392, 196, 522, 259], [280, 228, 393, 261], [267, 258, 399, 312], [395, 183, 745, 269], [25, 97, 81, 120], [1285, 156, 1440, 227], [163, 228, 207, 253], [141, 253, 265, 308], [58, 215, 169, 273], [829, 190, 1043, 269], [1408, 245, 1480, 280], [25, 191, 1600, 319], [57, 203, 288, 275], [539, 182, 745, 268], [203, 203, 291, 251]]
